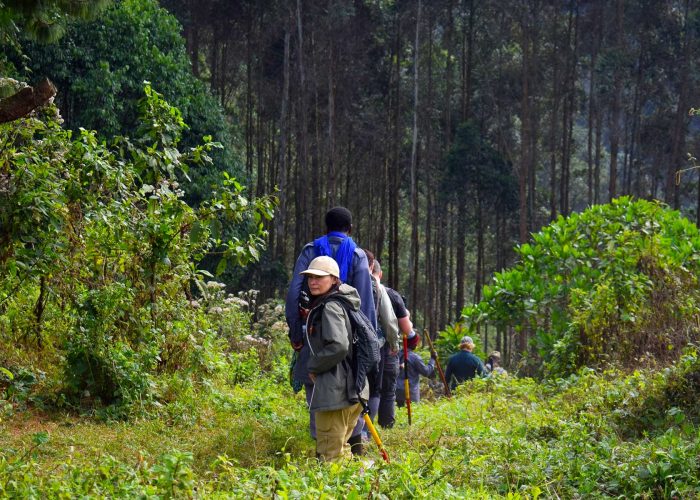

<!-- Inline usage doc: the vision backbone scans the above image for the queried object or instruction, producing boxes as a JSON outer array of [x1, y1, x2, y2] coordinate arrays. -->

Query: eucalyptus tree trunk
[[517, 0, 539, 357], [274, 29, 291, 262], [474, 192, 484, 305], [667, 0, 692, 209], [444, 0, 454, 151], [389, 10, 402, 289], [608, 0, 624, 202], [327, 39, 337, 207], [629, 46, 644, 197], [559, 1, 578, 216], [518, 9, 532, 244], [461, 0, 475, 121], [455, 196, 467, 317], [587, 3, 602, 206], [594, 105, 602, 204], [548, 6, 561, 221], [409, 0, 421, 313], [424, 8, 436, 334], [310, 28, 322, 229], [437, 209, 448, 328], [245, 16, 254, 179], [296, 0, 311, 227], [448, 205, 456, 322]]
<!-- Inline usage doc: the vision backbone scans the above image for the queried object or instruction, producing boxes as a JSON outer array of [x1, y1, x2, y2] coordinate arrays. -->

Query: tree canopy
[[14, 0, 236, 205]]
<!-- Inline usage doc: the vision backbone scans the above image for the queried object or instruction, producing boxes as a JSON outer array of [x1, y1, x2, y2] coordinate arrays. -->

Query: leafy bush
[[463, 197, 700, 377], [0, 84, 275, 416]]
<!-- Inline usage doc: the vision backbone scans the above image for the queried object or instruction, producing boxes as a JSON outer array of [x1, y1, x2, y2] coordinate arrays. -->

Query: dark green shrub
[[64, 284, 155, 407], [17, 0, 237, 206]]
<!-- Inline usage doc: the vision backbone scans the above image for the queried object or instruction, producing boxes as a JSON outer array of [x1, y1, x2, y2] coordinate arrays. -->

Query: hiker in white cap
[[301, 256, 368, 462]]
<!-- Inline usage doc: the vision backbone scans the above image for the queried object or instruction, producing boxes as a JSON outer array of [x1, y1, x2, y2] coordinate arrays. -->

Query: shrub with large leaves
[[0, 83, 274, 413], [463, 197, 700, 377]]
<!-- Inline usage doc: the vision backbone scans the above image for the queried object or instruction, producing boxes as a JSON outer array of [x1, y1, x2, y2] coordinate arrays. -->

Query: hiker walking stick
[[402, 332, 412, 425], [424, 328, 451, 398], [362, 405, 390, 463]]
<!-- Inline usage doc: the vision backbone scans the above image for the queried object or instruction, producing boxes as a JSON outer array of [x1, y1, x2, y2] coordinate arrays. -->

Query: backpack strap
[[310, 294, 356, 351]]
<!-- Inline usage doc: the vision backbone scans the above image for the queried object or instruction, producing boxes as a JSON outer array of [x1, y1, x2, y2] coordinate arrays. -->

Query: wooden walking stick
[[424, 328, 452, 398], [402, 332, 412, 425]]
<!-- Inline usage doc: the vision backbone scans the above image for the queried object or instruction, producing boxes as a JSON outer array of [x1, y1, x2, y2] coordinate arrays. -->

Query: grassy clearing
[[3, 355, 700, 498]]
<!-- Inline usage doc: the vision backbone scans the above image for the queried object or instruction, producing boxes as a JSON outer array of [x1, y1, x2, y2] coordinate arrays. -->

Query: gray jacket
[[305, 284, 369, 412], [374, 280, 399, 352]]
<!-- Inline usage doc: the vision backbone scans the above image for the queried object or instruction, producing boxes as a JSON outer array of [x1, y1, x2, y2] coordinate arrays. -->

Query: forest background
[[8, 0, 700, 368]]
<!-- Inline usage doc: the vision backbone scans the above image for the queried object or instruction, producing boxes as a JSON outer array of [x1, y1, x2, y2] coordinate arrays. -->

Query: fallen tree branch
[[0, 78, 57, 124]]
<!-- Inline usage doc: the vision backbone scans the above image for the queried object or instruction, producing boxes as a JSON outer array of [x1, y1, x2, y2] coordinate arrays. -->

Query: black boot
[[348, 434, 364, 457]]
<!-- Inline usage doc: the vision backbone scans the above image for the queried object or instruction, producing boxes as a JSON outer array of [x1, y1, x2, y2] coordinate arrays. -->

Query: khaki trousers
[[315, 403, 363, 462]]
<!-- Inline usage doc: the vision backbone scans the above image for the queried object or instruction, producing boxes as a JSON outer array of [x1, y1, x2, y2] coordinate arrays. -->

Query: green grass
[[3, 361, 700, 498]]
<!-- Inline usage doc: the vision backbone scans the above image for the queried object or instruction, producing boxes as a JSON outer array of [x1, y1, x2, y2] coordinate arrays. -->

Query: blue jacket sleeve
[[411, 354, 436, 378], [285, 244, 313, 345], [349, 249, 377, 329]]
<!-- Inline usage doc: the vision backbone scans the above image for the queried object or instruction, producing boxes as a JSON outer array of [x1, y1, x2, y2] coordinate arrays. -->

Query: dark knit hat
[[325, 207, 352, 232]]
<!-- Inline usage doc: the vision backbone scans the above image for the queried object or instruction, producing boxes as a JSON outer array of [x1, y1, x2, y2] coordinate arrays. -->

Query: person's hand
[[430, 350, 437, 360], [291, 341, 303, 352], [309, 373, 316, 383]]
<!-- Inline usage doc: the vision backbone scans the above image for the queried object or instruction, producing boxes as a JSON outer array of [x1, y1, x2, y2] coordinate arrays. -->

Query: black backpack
[[319, 294, 381, 397]]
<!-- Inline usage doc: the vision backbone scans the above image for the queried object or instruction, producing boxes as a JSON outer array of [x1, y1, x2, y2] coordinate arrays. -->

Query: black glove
[[299, 289, 312, 319]]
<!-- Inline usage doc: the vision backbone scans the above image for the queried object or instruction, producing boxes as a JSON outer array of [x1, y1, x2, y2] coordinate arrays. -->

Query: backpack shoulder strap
[[375, 282, 385, 311], [323, 294, 355, 325]]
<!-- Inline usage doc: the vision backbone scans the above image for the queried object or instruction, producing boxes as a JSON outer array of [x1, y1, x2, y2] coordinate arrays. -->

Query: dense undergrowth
[[0, 82, 275, 420], [3, 346, 700, 498]]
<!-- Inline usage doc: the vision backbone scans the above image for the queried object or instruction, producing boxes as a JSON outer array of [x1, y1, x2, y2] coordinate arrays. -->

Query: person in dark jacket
[[396, 331, 436, 406], [363, 254, 400, 430], [285, 207, 375, 441], [302, 256, 369, 462], [444, 335, 485, 390], [380, 282, 413, 426]]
